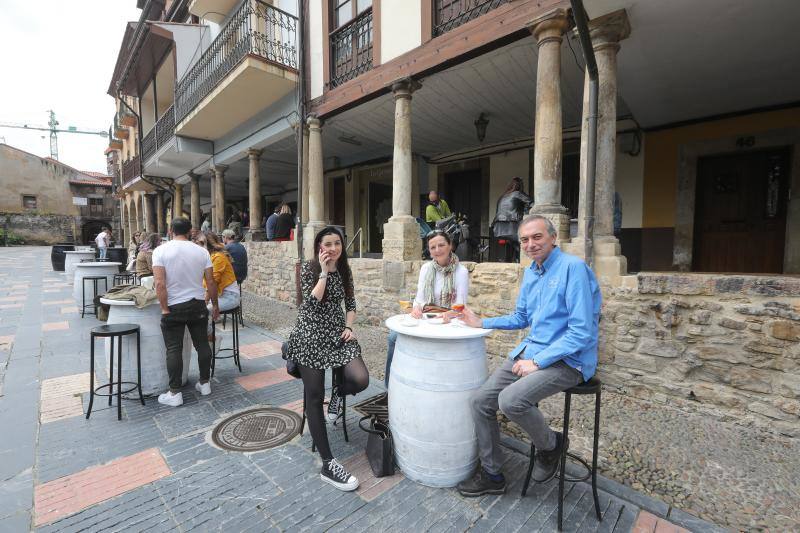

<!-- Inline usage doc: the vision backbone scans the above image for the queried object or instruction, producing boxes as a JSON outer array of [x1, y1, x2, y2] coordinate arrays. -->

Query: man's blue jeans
[[384, 330, 397, 388]]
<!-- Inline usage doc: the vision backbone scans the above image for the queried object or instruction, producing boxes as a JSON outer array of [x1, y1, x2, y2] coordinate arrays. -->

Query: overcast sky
[[0, 1, 141, 173]]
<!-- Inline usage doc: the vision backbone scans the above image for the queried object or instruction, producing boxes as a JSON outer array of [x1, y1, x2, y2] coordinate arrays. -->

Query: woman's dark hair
[[203, 231, 230, 259], [503, 176, 524, 195], [311, 226, 354, 300], [426, 230, 452, 246]]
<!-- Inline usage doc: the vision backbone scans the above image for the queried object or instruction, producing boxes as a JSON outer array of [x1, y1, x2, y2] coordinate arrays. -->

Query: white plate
[[425, 317, 444, 325], [400, 318, 419, 327]]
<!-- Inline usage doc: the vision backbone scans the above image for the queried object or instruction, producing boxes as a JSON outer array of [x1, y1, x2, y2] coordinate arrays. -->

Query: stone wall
[[1, 212, 76, 245], [242, 248, 800, 437]]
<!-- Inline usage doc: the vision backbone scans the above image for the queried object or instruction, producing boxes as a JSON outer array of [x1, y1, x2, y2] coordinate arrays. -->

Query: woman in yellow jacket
[[194, 232, 241, 338]]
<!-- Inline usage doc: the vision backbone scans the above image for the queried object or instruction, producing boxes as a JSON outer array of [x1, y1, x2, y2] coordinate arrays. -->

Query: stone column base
[[244, 229, 267, 242], [303, 221, 328, 260], [562, 235, 628, 281], [382, 215, 421, 261]]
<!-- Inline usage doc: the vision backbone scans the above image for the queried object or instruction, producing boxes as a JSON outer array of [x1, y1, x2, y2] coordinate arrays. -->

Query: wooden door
[[692, 148, 790, 273], [368, 182, 392, 253], [443, 169, 481, 228]]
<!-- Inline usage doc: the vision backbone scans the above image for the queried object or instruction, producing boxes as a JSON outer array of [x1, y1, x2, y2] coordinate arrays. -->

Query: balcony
[[118, 109, 137, 128], [175, 0, 298, 140], [141, 104, 175, 163], [433, 0, 509, 37], [113, 114, 129, 140], [329, 8, 373, 89], [121, 155, 141, 188]]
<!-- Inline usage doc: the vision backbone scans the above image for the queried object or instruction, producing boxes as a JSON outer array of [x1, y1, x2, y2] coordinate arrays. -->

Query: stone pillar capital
[[247, 149, 262, 159], [306, 115, 322, 129], [390, 78, 422, 100], [528, 8, 570, 45], [212, 164, 228, 177], [588, 9, 630, 50]]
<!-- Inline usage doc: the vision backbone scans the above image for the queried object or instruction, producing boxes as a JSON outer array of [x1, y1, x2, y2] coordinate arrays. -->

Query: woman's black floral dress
[[286, 261, 361, 369]]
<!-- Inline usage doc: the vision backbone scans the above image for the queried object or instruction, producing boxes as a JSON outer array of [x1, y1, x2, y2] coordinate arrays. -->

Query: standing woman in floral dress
[[285, 226, 369, 491]]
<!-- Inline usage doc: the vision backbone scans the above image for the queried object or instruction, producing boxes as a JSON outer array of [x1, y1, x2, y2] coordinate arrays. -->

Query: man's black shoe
[[457, 467, 506, 497], [533, 431, 566, 483]]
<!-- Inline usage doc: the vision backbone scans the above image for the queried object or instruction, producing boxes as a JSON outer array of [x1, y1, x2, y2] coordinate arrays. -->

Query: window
[[89, 198, 104, 216], [22, 195, 37, 209], [333, 0, 372, 29]]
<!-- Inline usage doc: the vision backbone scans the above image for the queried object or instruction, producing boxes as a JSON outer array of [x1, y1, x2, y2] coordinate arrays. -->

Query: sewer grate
[[353, 392, 388, 422], [212, 408, 302, 452]]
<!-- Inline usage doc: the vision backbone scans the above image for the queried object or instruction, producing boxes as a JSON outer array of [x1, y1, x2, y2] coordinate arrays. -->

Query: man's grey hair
[[519, 214, 557, 236], [221, 229, 236, 240]]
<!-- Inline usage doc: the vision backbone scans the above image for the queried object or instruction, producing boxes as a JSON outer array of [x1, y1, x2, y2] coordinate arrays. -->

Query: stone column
[[156, 190, 165, 235], [190, 173, 201, 230], [382, 78, 422, 261], [209, 172, 216, 231], [563, 10, 629, 279], [213, 165, 227, 233], [304, 115, 327, 257], [246, 149, 266, 241], [528, 8, 571, 242], [174, 183, 184, 219], [126, 196, 134, 242], [301, 125, 310, 224], [133, 193, 141, 232], [145, 193, 155, 233]]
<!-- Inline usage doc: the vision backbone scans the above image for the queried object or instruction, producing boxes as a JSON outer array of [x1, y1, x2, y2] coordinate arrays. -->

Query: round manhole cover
[[212, 408, 302, 452]]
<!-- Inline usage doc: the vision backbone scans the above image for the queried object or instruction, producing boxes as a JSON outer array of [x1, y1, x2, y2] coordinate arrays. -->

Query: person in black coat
[[491, 177, 532, 262], [273, 204, 296, 241]]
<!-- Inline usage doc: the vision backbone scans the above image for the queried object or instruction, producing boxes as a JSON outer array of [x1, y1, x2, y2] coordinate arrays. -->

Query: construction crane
[[0, 110, 108, 161]]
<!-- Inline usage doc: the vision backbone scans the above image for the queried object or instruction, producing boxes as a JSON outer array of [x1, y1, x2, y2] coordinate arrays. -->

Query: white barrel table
[[64, 251, 97, 283], [72, 262, 121, 310], [100, 298, 192, 395], [386, 314, 492, 487]]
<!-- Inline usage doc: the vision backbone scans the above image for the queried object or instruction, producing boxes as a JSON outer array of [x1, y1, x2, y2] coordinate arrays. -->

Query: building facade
[[1, 144, 114, 245]]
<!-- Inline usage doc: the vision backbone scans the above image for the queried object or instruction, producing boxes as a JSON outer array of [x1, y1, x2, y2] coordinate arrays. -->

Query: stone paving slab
[[0, 247, 713, 532]]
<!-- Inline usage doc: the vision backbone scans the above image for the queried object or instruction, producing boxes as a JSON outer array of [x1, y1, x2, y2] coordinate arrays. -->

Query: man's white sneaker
[[157, 391, 183, 407], [195, 381, 211, 396]]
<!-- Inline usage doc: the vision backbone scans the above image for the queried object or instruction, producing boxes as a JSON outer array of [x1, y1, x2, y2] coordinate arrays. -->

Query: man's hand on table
[[512, 359, 539, 377], [461, 306, 483, 328]]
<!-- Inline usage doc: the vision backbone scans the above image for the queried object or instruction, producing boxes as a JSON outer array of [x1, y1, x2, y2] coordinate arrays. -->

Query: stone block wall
[[600, 273, 800, 437], [1, 212, 76, 245], [241, 248, 800, 437]]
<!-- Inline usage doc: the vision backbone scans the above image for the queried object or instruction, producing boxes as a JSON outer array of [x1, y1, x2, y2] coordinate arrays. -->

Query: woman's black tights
[[299, 357, 369, 460]]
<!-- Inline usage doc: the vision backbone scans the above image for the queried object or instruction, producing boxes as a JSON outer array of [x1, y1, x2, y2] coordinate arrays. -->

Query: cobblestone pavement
[[243, 286, 800, 532], [1, 246, 708, 532]]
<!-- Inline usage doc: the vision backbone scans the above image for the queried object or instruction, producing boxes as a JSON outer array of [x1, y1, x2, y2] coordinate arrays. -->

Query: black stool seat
[[87, 323, 144, 421], [212, 307, 242, 376], [522, 376, 603, 531], [92, 323, 140, 336], [566, 376, 601, 395]]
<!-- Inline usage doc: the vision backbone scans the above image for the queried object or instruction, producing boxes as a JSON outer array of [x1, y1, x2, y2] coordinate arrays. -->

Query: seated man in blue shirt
[[458, 214, 601, 497]]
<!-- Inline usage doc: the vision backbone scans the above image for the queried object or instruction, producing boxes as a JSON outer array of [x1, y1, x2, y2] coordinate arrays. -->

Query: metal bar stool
[[113, 271, 137, 286], [86, 323, 144, 421], [211, 306, 242, 376], [301, 367, 349, 452], [222, 282, 245, 329], [81, 276, 108, 318], [521, 377, 602, 531]]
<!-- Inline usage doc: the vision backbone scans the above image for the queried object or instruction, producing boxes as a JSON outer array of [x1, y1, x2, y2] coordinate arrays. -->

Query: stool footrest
[[556, 452, 592, 483], [92, 382, 141, 397]]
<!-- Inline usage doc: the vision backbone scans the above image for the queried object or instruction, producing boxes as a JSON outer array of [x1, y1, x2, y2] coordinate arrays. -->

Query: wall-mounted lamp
[[474, 113, 489, 143]]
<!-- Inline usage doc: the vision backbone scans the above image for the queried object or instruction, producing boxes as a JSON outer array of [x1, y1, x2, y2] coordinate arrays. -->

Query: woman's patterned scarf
[[422, 252, 458, 308]]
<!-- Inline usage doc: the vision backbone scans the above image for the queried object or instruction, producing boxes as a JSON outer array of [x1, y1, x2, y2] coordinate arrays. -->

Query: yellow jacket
[[205, 251, 237, 292]]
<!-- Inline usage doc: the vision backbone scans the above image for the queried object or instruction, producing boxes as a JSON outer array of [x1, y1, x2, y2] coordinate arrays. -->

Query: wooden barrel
[[50, 243, 75, 271]]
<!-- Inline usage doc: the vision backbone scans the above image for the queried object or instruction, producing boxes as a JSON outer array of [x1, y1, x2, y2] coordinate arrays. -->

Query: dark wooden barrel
[[51, 243, 75, 271]]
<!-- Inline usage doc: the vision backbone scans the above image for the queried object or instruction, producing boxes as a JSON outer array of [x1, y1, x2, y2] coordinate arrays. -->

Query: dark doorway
[[82, 220, 108, 245], [443, 169, 481, 228], [368, 182, 392, 253], [332, 177, 346, 227], [693, 147, 791, 273]]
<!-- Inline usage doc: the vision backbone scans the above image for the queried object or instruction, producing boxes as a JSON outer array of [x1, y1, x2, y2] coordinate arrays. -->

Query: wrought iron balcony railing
[[174, 0, 298, 123], [329, 8, 373, 89], [433, 0, 508, 36], [141, 104, 175, 163], [122, 154, 141, 187]]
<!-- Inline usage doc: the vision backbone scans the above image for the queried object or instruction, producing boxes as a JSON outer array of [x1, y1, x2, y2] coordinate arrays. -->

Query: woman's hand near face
[[318, 248, 330, 270]]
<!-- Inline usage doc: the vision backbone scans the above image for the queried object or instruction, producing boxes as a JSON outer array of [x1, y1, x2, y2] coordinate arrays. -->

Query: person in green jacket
[[425, 190, 452, 224]]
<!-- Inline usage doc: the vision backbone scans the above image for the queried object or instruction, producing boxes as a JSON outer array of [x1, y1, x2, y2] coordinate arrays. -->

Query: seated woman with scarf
[[384, 229, 469, 387]]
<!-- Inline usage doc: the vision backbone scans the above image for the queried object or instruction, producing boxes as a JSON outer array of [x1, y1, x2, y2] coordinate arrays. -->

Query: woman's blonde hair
[[279, 204, 291, 215]]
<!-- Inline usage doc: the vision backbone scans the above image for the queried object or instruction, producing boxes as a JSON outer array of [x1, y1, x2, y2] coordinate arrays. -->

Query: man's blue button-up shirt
[[482, 247, 602, 382]]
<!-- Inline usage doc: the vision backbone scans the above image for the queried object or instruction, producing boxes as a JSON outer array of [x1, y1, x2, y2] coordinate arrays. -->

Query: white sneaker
[[195, 381, 211, 396], [158, 391, 183, 407]]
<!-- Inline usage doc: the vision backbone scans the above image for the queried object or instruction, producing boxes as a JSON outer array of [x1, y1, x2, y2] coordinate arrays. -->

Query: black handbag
[[358, 415, 395, 477], [281, 342, 301, 379]]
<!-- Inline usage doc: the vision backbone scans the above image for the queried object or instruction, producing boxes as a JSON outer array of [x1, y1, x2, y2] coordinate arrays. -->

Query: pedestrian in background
[[95, 227, 111, 260], [152, 217, 219, 407], [222, 229, 248, 284], [273, 204, 295, 241], [265, 205, 280, 240]]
